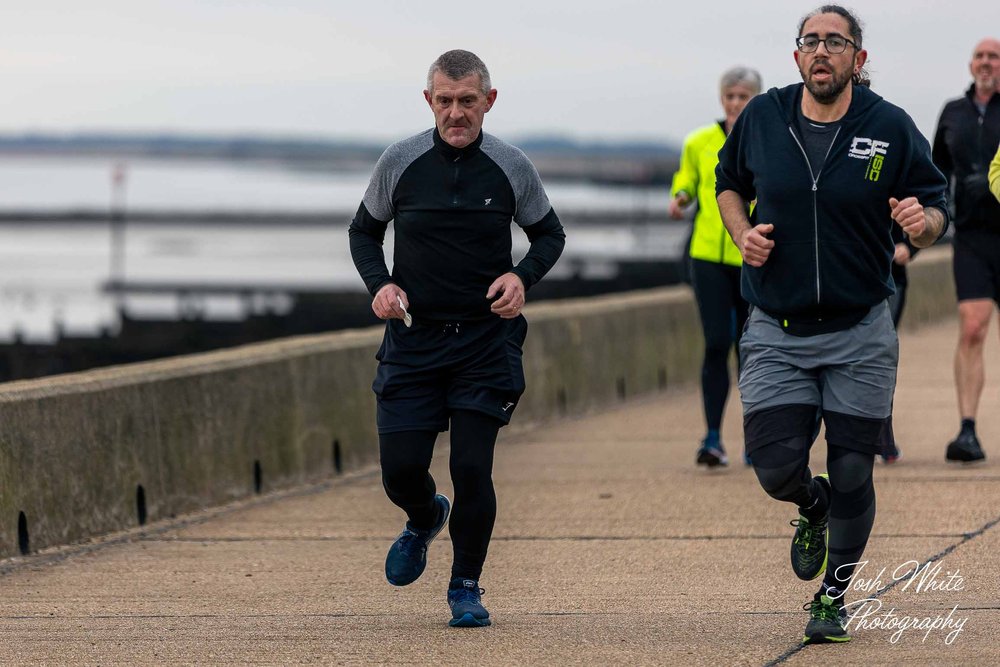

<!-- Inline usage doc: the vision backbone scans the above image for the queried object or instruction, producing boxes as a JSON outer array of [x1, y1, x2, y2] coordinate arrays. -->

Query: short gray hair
[[426, 50, 491, 95], [719, 66, 763, 95]]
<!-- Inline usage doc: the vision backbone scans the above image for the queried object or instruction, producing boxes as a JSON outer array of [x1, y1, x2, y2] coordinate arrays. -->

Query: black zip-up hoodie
[[932, 85, 1000, 236], [716, 83, 948, 322]]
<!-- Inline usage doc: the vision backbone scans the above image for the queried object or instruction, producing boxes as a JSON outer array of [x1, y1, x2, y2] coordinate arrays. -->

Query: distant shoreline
[[0, 132, 681, 186], [0, 209, 670, 226]]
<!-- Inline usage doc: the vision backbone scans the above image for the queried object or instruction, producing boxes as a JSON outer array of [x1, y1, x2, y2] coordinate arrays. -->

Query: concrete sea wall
[[0, 247, 955, 558]]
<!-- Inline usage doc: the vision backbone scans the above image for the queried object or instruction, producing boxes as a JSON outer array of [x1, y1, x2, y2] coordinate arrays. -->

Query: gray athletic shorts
[[739, 301, 898, 420]]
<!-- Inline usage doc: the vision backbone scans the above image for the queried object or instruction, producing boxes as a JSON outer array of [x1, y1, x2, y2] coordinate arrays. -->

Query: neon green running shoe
[[790, 473, 830, 580], [803, 593, 850, 644]]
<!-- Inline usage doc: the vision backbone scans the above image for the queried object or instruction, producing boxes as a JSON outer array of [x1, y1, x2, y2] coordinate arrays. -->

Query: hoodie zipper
[[786, 125, 841, 307], [966, 94, 986, 164], [977, 109, 985, 165]]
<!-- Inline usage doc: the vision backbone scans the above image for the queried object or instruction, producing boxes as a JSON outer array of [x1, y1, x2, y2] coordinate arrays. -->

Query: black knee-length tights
[[379, 410, 502, 581], [751, 435, 876, 594]]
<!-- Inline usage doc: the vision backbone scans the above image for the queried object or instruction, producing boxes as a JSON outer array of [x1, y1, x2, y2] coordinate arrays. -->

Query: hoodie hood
[[767, 82, 884, 125]]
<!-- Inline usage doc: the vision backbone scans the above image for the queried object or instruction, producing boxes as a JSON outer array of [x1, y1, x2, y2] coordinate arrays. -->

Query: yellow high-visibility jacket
[[990, 144, 1000, 203], [670, 122, 742, 266]]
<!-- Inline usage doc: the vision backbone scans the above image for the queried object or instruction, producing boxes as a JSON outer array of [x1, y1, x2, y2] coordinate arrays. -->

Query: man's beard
[[975, 72, 999, 91], [800, 63, 853, 104]]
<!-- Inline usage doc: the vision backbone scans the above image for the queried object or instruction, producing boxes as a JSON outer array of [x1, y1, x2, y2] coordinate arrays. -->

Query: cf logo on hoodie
[[848, 137, 890, 160], [849, 137, 891, 182]]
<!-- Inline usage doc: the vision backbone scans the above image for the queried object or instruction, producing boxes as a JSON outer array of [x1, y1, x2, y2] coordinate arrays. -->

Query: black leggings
[[691, 259, 749, 431], [379, 410, 502, 581], [752, 435, 876, 594]]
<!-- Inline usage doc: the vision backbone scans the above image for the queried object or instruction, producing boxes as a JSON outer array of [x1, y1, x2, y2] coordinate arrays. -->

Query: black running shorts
[[953, 232, 1000, 304], [372, 315, 528, 434]]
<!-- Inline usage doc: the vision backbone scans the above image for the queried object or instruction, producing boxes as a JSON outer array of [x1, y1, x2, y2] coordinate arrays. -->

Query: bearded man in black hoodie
[[716, 5, 948, 645]]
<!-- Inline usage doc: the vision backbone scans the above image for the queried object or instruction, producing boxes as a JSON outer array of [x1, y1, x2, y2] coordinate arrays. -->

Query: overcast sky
[[1, 1, 997, 145]]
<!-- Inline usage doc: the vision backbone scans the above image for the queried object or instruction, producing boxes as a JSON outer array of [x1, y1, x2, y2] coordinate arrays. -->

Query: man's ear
[[855, 49, 868, 74]]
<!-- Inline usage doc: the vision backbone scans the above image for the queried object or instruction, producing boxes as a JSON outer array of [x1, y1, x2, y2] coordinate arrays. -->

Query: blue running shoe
[[448, 578, 491, 627], [385, 494, 450, 587]]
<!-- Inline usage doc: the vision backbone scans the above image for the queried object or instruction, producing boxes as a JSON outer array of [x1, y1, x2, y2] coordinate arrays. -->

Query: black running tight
[[690, 259, 749, 431], [751, 435, 876, 594], [379, 410, 502, 581]]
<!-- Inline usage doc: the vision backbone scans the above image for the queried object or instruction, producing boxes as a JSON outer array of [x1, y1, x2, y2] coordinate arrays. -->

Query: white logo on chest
[[484, 198, 492, 206], [848, 137, 890, 160]]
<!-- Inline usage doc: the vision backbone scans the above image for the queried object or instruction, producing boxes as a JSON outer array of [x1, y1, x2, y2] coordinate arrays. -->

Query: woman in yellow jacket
[[991, 145, 1000, 202], [668, 66, 762, 467]]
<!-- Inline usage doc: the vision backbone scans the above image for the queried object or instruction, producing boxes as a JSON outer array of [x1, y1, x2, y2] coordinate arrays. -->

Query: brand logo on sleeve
[[848, 137, 890, 182], [484, 198, 492, 206]]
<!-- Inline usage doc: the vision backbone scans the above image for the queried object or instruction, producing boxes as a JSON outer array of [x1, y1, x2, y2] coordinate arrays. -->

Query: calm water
[[0, 157, 685, 344], [0, 156, 668, 214]]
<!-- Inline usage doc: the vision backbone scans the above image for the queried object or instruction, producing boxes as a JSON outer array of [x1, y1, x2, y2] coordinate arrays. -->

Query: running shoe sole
[[449, 613, 492, 628], [802, 631, 851, 644], [945, 449, 986, 463]]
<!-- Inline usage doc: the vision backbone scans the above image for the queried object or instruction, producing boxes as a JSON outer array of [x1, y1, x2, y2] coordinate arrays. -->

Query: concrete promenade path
[[0, 317, 998, 665]]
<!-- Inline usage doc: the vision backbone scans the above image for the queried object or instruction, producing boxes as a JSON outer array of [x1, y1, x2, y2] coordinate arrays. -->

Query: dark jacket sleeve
[[512, 209, 566, 290], [931, 107, 954, 184], [898, 114, 951, 242], [348, 202, 393, 296], [715, 103, 756, 202]]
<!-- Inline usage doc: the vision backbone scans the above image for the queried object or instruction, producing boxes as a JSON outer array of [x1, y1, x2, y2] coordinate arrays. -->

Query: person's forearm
[[348, 226, 392, 295], [513, 211, 566, 290], [717, 189, 751, 248], [910, 206, 945, 248]]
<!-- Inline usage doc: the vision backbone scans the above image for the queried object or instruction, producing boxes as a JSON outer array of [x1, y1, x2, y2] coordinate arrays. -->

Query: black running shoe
[[790, 474, 830, 581], [448, 578, 491, 627], [803, 593, 850, 644], [384, 494, 450, 586], [696, 437, 729, 467], [946, 431, 986, 462]]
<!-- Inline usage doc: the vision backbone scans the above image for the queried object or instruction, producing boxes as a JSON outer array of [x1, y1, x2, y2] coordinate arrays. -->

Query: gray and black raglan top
[[349, 128, 566, 321]]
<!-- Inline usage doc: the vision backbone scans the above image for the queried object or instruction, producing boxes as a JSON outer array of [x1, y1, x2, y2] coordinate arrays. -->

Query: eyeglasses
[[796, 34, 858, 54]]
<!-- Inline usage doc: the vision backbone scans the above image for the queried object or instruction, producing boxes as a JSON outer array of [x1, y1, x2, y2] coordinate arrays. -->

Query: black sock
[[818, 583, 845, 606], [961, 418, 976, 436], [800, 477, 829, 522]]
